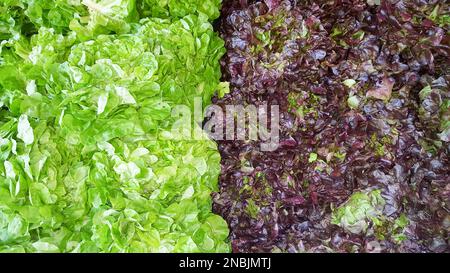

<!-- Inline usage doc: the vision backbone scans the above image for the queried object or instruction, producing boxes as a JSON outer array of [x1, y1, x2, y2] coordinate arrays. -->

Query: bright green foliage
[[138, 0, 222, 21], [331, 190, 386, 234], [0, 0, 229, 253], [347, 96, 360, 109], [308, 153, 318, 163]]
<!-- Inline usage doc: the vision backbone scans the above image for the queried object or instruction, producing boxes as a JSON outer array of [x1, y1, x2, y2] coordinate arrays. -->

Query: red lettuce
[[212, 0, 449, 253]]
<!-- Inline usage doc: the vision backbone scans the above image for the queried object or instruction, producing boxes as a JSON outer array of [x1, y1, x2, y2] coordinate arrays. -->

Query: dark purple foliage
[[212, 0, 450, 253]]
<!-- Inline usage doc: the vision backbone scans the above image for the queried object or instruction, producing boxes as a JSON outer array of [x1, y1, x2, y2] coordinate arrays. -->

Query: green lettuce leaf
[[0, 0, 229, 253]]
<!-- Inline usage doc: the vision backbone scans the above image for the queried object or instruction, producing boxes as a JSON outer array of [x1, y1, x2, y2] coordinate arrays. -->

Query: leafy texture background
[[0, 0, 229, 253], [212, 0, 449, 253]]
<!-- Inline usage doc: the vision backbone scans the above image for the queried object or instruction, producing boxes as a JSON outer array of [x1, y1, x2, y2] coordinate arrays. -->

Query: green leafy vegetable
[[0, 0, 229, 253], [331, 190, 386, 234], [138, 0, 222, 21], [347, 96, 360, 109], [343, 79, 357, 88], [308, 153, 318, 163]]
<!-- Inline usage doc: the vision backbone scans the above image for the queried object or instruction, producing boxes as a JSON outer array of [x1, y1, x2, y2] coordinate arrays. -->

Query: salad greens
[[0, 0, 229, 252], [214, 0, 449, 253], [331, 190, 386, 235]]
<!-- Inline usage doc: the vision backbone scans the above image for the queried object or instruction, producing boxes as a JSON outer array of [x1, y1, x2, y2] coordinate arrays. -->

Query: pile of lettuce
[[0, 0, 230, 252], [213, 0, 449, 253]]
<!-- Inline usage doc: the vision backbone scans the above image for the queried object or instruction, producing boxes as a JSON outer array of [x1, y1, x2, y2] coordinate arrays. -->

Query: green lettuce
[[331, 189, 386, 234], [0, 0, 229, 253], [138, 0, 222, 21]]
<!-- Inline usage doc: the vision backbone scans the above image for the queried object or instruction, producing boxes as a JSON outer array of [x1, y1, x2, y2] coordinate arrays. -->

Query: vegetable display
[[1, 0, 449, 254], [0, 0, 230, 252], [212, 0, 449, 253]]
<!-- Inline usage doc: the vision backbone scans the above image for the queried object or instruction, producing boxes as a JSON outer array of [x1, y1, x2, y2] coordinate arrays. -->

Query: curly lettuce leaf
[[0, 1, 229, 253]]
